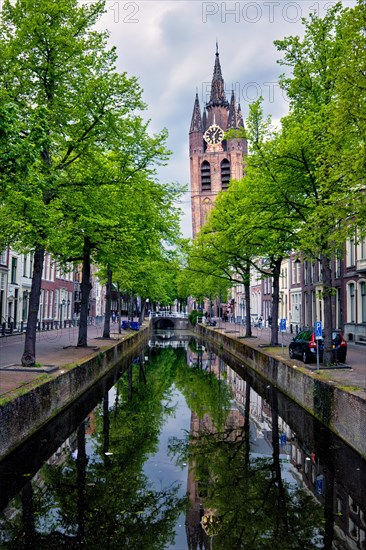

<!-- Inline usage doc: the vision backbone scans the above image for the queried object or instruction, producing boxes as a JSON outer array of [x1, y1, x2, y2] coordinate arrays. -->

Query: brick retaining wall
[[0, 326, 150, 461], [197, 325, 366, 458]]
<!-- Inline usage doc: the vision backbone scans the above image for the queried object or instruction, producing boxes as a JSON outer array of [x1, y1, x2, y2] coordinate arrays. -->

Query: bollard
[[1, 322, 5, 336]]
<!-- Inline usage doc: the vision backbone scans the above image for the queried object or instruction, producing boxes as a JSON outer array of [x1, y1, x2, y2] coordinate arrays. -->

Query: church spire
[[228, 90, 239, 129], [237, 103, 244, 128], [206, 46, 229, 110], [189, 92, 202, 133], [202, 107, 207, 132]]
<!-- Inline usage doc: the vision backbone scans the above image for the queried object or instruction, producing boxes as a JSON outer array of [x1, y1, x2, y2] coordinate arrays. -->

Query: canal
[[0, 331, 365, 549]]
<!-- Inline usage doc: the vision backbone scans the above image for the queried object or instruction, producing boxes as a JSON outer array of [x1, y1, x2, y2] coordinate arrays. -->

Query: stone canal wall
[[197, 325, 366, 459], [0, 326, 150, 461]]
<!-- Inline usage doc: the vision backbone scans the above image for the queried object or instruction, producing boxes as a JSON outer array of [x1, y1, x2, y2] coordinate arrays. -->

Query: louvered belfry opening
[[201, 160, 211, 191], [221, 158, 230, 189]]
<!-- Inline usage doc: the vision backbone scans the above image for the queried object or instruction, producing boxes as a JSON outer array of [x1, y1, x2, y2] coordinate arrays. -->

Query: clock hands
[[204, 124, 224, 145]]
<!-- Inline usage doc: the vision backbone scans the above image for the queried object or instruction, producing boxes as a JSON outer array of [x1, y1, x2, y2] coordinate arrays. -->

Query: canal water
[[0, 332, 365, 549]]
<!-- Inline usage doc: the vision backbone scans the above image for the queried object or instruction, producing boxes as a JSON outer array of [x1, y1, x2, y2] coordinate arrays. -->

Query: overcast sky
[[96, 0, 353, 237]]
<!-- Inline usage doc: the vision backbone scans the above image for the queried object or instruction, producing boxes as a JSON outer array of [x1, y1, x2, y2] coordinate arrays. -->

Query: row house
[[225, 352, 366, 549], [230, 235, 366, 342], [289, 437, 366, 549], [0, 247, 107, 334], [290, 237, 366, 341], [0, 249, 33, 331], [39, 252, 74, 328]]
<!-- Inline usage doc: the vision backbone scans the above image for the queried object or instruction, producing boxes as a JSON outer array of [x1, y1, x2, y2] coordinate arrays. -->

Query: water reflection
[[0, 348, 188, 548], [0, 333, 365, 549], [180, 338, 366, 550]]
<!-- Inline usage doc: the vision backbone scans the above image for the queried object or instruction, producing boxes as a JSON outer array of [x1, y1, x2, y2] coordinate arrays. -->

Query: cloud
[[97, 0, 354, 238]]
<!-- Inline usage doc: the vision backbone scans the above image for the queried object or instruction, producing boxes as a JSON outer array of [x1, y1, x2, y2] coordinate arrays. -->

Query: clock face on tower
[[203, 124, 224, 145]]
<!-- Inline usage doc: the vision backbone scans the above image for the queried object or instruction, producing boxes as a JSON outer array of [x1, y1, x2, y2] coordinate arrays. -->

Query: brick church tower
[[189, 46, 247, 237]]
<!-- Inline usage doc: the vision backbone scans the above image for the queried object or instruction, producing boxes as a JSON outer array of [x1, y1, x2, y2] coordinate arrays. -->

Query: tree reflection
[[0, 349, 187, 548], [174, 408, 323, 550], [175, 360, 232, 431]]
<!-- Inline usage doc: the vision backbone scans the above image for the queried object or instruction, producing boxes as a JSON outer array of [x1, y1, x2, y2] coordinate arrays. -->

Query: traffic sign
[[280, 318, 286, 332], [314, 321, 322, 340], [316, 475, 324, 495]]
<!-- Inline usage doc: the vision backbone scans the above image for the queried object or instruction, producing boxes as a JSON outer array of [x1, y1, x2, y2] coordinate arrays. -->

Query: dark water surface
[[0, 332, 365, 549]]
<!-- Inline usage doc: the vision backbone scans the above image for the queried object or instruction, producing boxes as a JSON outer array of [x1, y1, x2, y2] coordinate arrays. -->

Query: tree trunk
[[103, 389, 110, 466], [22, 481, 36, 546], [77, 237, 92, 347], [244, 383, 251, 466], [102, 264, 112, 338], [139, 352, 147, 384], [21, 247, 45, 367], [244, 262, 252, 337], [128, 364, 133, 402], [76, 421, 87, 541], [128, 292, 134, 321], [139, 298, 146, 324], [321, 252, 334, 365], [118, 286, 122, 335], [270, 258, 282, 346], [271, 403, 289, 535]]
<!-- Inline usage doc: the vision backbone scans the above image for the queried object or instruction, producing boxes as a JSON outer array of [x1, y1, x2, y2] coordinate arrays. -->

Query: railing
[[148, 340, 189, 349], [0, 317, 76, 336], [149, 311, 189, 319]]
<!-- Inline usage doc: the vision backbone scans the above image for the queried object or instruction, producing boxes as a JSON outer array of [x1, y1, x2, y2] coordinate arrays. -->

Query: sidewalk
[[205, 319, 366, 394], [0, 320, 365, 402], [0, 323, 127, 399]]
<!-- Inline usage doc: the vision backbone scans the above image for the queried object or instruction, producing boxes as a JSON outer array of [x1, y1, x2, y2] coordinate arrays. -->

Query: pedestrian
[[112, 311, 116, 323]]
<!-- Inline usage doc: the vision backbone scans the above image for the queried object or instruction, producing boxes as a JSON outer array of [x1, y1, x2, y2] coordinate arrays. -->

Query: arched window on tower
[[221, 159, 230, 189], [201, 161, 211, 191]]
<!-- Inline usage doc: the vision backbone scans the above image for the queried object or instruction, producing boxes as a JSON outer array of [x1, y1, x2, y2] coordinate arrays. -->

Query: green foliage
[[188, 309, 203, 326], [0, 342, 326, 548], [181, 427, 323, 549], [175, 362, 232, 431], [273, 1, 366, 251], [0, 0, 184, 358], [186, 3, 366, 353], [0, 348, 188, 548]]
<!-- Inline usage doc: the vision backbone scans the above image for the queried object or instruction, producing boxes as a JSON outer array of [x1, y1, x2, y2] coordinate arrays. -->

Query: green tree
[[274, 3, 366, 361], [55, 129, 177, 346], [186, 104, 298, 344], [0, 0, 147, 365], [328, 0, 366, 225], [234, 103, 302, 345]]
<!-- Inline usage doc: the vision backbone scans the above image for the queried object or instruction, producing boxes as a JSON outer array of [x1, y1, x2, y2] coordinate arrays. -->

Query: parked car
[[289, 329, 347, 364]]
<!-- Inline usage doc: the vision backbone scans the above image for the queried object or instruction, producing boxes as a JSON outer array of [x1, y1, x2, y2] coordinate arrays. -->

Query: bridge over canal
[[150, 311, 190, 330]]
